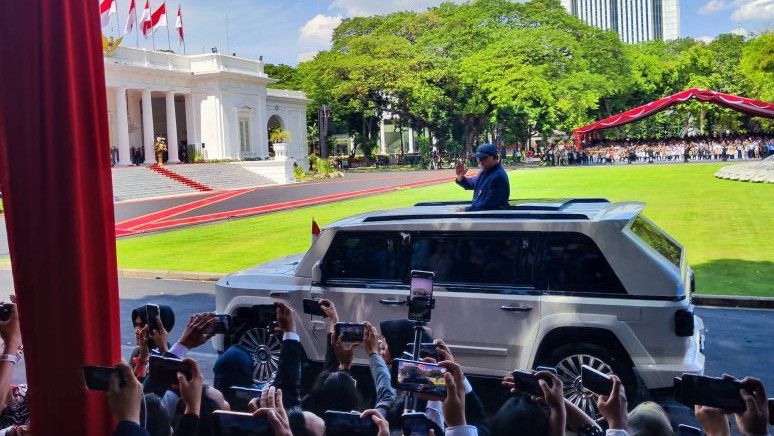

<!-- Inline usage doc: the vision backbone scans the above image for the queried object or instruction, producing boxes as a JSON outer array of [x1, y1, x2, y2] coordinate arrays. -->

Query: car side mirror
[[312, 261, 323, 285]]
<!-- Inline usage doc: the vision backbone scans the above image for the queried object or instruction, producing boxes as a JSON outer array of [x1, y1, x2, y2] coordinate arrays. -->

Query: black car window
[[409, 233, 535, 290], [323, 232, 405, 282], [534, 232, 625, 294]]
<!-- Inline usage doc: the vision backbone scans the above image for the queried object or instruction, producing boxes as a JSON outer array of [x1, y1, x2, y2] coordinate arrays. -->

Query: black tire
[[537, 342, 637, 418]]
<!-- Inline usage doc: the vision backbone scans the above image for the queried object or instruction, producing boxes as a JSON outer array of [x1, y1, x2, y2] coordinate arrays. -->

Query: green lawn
[[116, 163, 774, 296]]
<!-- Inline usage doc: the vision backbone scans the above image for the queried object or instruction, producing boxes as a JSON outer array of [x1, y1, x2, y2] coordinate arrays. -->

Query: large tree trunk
[[464, 122, 479, 154]]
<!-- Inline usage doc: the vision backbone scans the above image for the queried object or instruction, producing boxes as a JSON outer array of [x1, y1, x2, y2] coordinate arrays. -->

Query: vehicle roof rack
[[363, 213, 590, 222], [413, 198, 610, 211]]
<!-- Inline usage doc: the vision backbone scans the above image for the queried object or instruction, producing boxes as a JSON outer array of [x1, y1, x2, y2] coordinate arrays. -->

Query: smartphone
[[334, 322, 365, 343], [511, 370, 551, 396], [228, 386, 263, 412], [674, 374, 746, 413], [410, 270, 434, 300], [148, 355, 192, 387], [535, 366, 557, 375], [145, 304, 160, 337], [401, 412, 443, 436], [82, 365, 119, 391], [323, 411, 377, 436], [676, 424, 703, 436], [403, 342, 441, 361], [581, 365, 614, 396], [203, 314, 231, 335], [302, 298, 327, 317], [211, 410, 272, 436], [392, 359, 447, 399], [0, 303, 13, 322]]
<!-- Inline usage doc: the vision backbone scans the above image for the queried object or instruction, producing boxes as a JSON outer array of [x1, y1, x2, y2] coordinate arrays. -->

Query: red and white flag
[[175, 5, 184, 43], [142, 2, 167, 37], [124, 0, 137, 34], [140, 0, 152, 37], [311, 218, 321, 244], [99, 0, 117, 28]]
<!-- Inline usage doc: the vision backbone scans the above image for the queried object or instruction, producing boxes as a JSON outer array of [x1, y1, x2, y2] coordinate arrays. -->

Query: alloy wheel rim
[[238, 327, 282, 383], [554, 353, 614, 418]]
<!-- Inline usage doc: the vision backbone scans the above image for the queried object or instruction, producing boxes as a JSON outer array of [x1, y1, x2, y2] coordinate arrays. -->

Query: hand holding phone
[[392, 359, 447, 400], [212, 410, 272, 436], [401, 412, 443, 436], [202, 314, 231, 335], [149, 355, 192, 388], [334, 322, 365, 343], [674, 374, 746, 413], [581, 365, 614, 396], [323, 411, 378, 436], [302, 298, 327, 317], [511, 370, 552, 397], [83, 365, 121, 391], [145, 304, 160, 338]]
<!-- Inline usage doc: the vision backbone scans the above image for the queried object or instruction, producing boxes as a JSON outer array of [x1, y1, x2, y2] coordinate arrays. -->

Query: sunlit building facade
[[560, 0, 680, 43]]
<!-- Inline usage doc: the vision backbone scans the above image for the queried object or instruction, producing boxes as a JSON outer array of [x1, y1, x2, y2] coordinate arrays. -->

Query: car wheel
[[539, 343, 635, 418], [237, 327, 282, 383]]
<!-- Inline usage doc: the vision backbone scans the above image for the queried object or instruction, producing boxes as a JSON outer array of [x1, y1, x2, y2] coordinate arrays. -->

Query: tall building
[[560, 0, 680, 43]]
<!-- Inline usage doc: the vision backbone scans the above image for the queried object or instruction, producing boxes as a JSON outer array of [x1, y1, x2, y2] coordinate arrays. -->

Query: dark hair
[[287, 406, 316, 436], [302, 370, 364, 417], [490, 394, 549, 436], [140, 394, 171, 436]]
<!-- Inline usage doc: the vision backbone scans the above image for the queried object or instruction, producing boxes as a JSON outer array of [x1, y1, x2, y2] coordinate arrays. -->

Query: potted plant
[[154, 136, 168, 165], [269, 129, 291, 159]]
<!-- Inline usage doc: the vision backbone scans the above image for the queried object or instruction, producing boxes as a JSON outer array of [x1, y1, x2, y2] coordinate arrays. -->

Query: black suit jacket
[[272, 338, 304, 409]]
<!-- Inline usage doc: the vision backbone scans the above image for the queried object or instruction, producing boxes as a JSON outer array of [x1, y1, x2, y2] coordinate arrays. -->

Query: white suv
[[215, 198, 705, 413]]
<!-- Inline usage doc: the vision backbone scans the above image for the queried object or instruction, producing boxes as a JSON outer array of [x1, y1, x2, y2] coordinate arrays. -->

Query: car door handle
[[269, 291, 288, 298], [379, 299, 406, 306], [499, 305, 532, 312]]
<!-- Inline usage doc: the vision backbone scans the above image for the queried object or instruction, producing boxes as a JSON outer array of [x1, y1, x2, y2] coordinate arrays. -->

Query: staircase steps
[[149, 165, 213, 192]]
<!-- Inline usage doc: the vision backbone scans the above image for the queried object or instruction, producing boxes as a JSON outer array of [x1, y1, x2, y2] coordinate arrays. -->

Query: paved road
[[114, 170, 456, 224], [0, 270, 770, 433]]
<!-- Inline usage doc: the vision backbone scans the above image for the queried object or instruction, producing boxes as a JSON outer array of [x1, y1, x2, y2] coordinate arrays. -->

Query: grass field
[[116, 163, 774, 296]]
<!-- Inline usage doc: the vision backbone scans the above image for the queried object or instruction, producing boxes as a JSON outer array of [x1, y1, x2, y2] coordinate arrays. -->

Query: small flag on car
[[311, 218, 321, 245]]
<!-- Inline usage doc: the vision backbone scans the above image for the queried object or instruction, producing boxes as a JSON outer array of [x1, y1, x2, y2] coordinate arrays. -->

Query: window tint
[[323, 232, 405, 282], [630, 216, 682, 267], [534, 233, 625, 294], [409, 233, 535, 288]]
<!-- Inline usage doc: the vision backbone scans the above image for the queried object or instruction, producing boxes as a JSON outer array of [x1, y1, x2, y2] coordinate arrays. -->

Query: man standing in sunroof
[[455, 143, 510, 211]]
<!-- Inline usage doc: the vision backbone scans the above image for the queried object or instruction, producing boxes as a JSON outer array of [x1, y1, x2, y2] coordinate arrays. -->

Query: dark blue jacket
[[456, 163, 510, 211]]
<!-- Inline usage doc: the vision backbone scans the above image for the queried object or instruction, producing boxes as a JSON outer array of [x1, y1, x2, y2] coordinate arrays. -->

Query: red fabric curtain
[[0, 1, 121, 435]]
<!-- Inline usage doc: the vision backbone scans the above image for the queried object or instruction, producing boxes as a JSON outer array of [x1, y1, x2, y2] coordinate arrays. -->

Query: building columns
[[142, 89, 155, 164], [165, 91, 180, 163], [380, 117, 387, 154], [115, 87, 131, 165], [408, 127, 415, 153]]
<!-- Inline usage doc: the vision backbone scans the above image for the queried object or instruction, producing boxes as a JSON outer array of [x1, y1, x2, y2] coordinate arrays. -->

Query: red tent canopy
[[573, 88, 774, 147]]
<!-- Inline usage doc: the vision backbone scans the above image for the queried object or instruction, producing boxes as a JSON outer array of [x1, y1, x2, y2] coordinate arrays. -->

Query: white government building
[[104, 46, 310, 169], [560, 0, 680, 43]]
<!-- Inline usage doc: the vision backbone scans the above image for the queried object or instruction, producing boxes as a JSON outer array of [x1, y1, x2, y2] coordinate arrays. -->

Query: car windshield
[[630, 215, 682, 267]]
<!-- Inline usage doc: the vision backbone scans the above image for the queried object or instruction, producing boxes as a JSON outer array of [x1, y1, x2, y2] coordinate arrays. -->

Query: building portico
[[104, 46, 308, 167]]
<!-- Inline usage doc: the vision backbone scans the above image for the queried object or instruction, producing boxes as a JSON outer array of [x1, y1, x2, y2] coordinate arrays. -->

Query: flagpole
[[166, 7, 172, 52], [135, 0, 140, 47]]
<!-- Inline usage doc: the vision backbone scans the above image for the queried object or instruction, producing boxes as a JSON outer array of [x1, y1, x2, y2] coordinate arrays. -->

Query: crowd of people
[[538, 135, 774, 166], [0, 299, 769, 435]]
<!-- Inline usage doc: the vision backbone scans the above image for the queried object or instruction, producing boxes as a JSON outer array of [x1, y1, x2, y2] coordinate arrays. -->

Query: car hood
[[235, 253, 305, 277]]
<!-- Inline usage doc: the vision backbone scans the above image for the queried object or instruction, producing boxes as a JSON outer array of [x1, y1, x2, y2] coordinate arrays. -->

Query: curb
[[117, 268, 222, 281], [692, 294, 774, 310]]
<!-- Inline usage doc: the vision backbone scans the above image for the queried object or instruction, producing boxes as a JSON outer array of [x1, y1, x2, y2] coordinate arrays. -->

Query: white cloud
[[699, 0, 730, 14], [299, 14, 342, 50], [731, 0, 774, 21], [695, 35, 715, 43], [329, 0, 450, 17]]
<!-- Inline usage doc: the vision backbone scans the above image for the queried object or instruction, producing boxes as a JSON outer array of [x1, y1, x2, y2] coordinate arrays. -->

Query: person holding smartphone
[[455, 143, 510, 211]]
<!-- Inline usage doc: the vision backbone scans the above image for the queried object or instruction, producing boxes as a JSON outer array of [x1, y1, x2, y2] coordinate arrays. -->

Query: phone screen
[[401, 413, 440, 436], [82, 366, 115, 391], [335, 323, 365, 343], [149, 355, 191, 387], [394, 359, 447, 399], [580, 365, 613, 396], [302, 299, 327, 317], [511, 370, 544, 396], [410, 271, 434, 300], [677, 375, 745, 412], [212, 411, 272, 436]]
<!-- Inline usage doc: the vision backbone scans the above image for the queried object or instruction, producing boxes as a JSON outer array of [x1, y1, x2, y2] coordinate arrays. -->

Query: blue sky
[[109, 0, 774, 65]]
